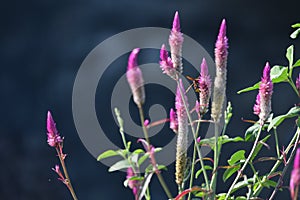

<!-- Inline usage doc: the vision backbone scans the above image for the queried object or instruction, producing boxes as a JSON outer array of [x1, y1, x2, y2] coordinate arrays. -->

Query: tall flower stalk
[[46, 111, 78, 200], [225, 63, 273, 200], [210, 19, 229, 195]]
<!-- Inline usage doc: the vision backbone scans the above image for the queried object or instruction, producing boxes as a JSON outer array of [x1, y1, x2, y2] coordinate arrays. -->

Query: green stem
[[210, 122, 220, 195], [253, 127, 300, 196], [56, 146, 78, 200], [288, 78, 299, 96], [225, 124, 263, 200], [176, 79, 210, 191], [274, 128, 280, 158], [187, 119, 202, 200], [137, 105, 173, 199], [268, 127, 300, 200]]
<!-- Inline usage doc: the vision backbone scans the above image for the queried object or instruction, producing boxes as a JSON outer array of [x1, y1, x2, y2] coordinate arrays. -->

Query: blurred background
[[1, 0, 300, 199]]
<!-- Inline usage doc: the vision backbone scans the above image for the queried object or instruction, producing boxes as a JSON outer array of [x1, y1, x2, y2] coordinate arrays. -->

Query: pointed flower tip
[[296, 73, 300, 95], [128, 48, 140, 70], [200, 58, 208, 76], [47, 111, 56, 134], [263, 62, 271, 78], [218, 19, 227, 38], [172, 11, 180, 32]]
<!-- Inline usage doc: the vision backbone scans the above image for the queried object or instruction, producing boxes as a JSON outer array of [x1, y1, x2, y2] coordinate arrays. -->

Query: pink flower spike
[[172, 11, 180, 32], [296, 73, 300, 96], [258, 62, 273, 122], [126, 48, 145, 107], [159, 44, 177, 79], [199, 58, 212, 115], [290, 148, 300, 199], [169, 11, 184, 74], [215, 19, 229, 69], [46, 111, 63, 147], [169, 108, 178, 133]]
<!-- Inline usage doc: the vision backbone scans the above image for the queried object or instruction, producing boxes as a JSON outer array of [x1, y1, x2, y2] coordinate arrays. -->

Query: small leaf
[[291, 28, 300, 39], [97, 150, 119, 161], [138, 153, 149, 166], [268, 106, 300, 131], [286, 45, 294, 69], [223, 165, 240, 182], [232, 178, 255, 193], [237, 82, 260, 94], [270, 65, 288, 83], [108, 159, 130, 172], [236, 197, 247, 200], [250, 134, 271, 162], [244, 123, 260, 142], [292, 23, 300, 28], [133, 149, 145, 154], [195, 166, 213, 179], [228, 150, 246, 166], [293, 59, 300, 67], [199, 135, 243, 150], [138, 173, 154, 200]]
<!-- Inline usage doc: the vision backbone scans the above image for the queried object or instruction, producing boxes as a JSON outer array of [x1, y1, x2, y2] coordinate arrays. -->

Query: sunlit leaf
[[199, 135, 243, 150], [223, 165, 240, 182], [108, 159, 130, 172], [268, 106, 300, 131], [97, 150, 119, 161], [195, 166, 213, 179], [286, 45, 294, 69], [292, 23, 300, 28], [293, 59, 300, 67], [138, 173, 154, 200], [228, 150, 246, 166], [291, 28, 300, 39]]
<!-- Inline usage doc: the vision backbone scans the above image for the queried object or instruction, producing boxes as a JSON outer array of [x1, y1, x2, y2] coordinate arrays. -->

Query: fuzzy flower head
[[198, 58, 212, 115], [159, 44, 177, 79], [169, 11, 184, 74], [296, 73, 300, 96], [47, 111, 63, 147], [258, 62, 273, 122], [175, 79, 188, 186], [290, 148, 300, 199], [215, 19, 228, 70], [211, 19, 229, 122], [126, 48, 145, 107]]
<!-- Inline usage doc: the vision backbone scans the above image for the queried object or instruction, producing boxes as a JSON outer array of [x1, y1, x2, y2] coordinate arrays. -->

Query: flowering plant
[[46, 12, 300, 200]]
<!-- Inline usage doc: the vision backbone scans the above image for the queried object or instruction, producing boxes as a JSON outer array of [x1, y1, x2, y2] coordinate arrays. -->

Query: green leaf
[[236, 197, 247, 200], [133, 149, 145, 154], [293, 59, 300, 67], [199, 135, 243, 150], [232, 178, 254, 193], [292, 23, 300, 28], [250, 134, 271, 162], [268, 106, 300, 131], [237, 82, 260, 94], [97, 150, 119, 161], [195, 166, 213, 179], [244, 123, 260, 142], [223, 165, 240, 182], [270, 65, 288, 83], [108, 159, 131, 172], [291, 28, 300, 39], [138, 153, 149, 166], [228, 150, 246, 166], [138, 173, 154, 200], [286, 45, 294, 69]]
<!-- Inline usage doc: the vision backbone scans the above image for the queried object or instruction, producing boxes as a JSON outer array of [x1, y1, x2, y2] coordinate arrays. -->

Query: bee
[[186, 75, 200, 93]]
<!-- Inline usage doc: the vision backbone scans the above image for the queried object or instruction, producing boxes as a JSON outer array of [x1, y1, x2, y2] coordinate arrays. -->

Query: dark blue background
[[1, 0, 300, 199]]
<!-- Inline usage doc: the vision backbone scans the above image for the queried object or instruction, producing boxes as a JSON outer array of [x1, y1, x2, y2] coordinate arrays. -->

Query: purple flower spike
[[215, 19, 229, 69], [47, 111, 63, 147], [211, 19, 229, 122], [126, 48, 145, 107], [169, 11, 184, 74], [175, 79, 188, 186], [258, 62, 273, 122], [290, 148, 300, 200], [296, 73, 300, 96], [159, 44, 177, 79], [199, 58, 212, 115], [172, 11, 180, 32], [169, 108, 178, 133]]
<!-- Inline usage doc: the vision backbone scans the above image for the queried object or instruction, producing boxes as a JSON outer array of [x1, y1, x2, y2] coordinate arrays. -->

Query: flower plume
[[126, 48, 145, 107], [160, 44, 177, 79], [198, 58, 212, 115], [169, 11, 184, 74], [211, 19, 228, 122], [47, 111, 63, 147], [290, 148, 300, 200]]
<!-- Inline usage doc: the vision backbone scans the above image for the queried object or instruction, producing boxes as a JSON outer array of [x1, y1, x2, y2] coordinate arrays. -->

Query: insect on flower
[[186, 75, 200, 93]]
